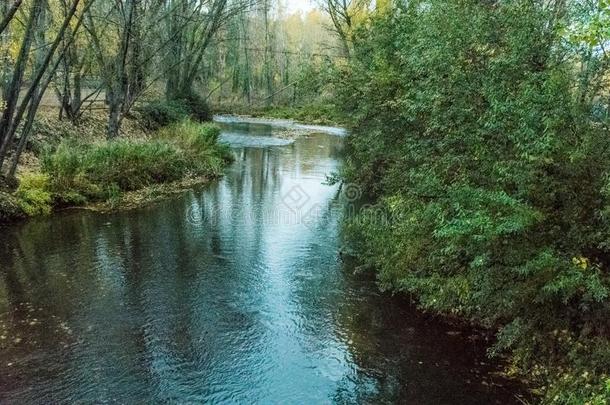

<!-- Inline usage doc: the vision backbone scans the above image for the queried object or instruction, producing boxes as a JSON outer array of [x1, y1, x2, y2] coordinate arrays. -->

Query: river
[[0, 117, 526, 404]]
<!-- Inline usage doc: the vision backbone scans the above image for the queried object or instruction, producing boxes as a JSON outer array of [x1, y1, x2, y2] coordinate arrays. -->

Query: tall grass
[[155, 120, 232, 173], [41, 120, 232, 205]]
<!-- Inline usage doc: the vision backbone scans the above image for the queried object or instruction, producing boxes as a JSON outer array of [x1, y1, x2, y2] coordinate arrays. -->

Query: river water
[[0, 118, 526, 404]]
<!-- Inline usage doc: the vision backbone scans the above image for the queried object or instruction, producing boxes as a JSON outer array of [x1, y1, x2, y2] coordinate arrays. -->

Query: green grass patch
[[39, 120, 232, 207]]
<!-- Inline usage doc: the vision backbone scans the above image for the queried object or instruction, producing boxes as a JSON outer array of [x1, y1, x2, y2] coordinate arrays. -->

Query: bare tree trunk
[[107, 90, 122, 139], [9, 95, 40, 177], [55, 1, 87, 124], [322, 0, 368, 58], [165, 0, 185, 100], [263, 0, 273, 106], [124, 0, 146, 112], [1, 0, 86, 173], [7, 0, 49, 176], [241, 14, 251, 105], [0, 0, 82, 172], [71, 67, 83, 120], [0, 0, 44, 170], [86, 0, 131, 139], [164, 0, 231, 101]]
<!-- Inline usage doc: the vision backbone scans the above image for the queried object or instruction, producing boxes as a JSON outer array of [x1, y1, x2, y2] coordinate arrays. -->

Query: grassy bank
[[213, 103, 343, 126], [0, 119, 232, 222]]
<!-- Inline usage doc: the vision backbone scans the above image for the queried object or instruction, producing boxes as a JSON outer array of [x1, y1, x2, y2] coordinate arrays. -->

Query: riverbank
[[213, 103, 343, 127], [0, 109, 232, 224], [214, 114, 348, 143]]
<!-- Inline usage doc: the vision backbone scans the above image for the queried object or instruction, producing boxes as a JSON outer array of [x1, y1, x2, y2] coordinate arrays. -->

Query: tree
[[319, 0, 370, 58], [54, 0, 94, 124], [84, 0, 162, 139], [0, 0, 95, 177], [163, 0, 248, 102], [202, 4, 338, 107], [0, 0, 92, 175], [0, 0, 47, 171]]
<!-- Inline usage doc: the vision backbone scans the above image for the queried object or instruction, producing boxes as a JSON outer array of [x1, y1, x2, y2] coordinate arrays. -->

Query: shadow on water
[[0, 118, 528, 403]]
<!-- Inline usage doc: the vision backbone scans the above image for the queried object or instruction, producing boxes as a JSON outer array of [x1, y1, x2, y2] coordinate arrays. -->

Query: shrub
[[139, 100, 189, 130], [42, 139, 188, 202], [82, 140, 187, 190], [172, 90, 211, 122], [157, 120, 220, 148], [338, 1, 610, 403], [16, 173, 52, 216]]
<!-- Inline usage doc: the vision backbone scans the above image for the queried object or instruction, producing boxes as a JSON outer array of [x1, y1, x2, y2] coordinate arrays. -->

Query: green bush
[[171, 91, 211, 122], [186, 91, 211, 122], [338, 1, 610, 403], [16, 173, 52, 216], [156, 120, 220, 148], [139, 100, 189, 130]]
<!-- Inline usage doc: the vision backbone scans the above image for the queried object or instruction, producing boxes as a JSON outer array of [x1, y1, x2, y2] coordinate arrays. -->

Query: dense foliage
[[338, 1, 610, 402], [139, 96, 212, 131], [15, 172, 53, 215]]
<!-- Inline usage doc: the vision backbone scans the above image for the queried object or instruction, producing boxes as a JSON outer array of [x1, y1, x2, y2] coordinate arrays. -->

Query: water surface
[[0, 118, 526, 403]]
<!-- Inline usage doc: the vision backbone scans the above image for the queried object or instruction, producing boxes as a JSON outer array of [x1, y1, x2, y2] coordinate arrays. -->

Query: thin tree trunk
[[0, 0, 23, 35], [9, 97, 39, 177], [107, 90, 121, 139], [1, 0, 87, 173], [0, 0, 44, 170], [8, 0, 48, 177], [263, 0, 273, 106]]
